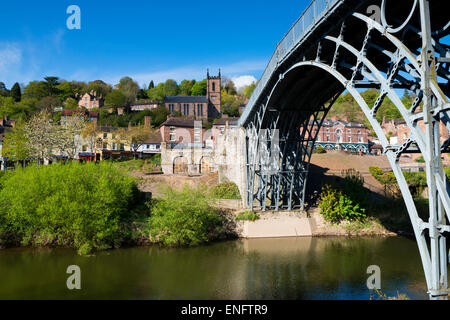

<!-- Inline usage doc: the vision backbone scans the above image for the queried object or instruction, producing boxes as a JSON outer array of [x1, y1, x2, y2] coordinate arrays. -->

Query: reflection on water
[[0, 237, 428, 300]]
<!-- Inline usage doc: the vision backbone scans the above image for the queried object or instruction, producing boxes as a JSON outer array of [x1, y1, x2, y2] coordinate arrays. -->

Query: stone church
[[163, 70, 222, 120]]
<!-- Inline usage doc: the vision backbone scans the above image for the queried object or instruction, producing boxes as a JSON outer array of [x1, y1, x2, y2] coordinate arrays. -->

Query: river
[[0, 236, 428, 300]]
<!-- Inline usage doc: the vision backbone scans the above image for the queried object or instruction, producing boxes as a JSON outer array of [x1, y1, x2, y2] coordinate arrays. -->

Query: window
[[348, 137, 352, 143], [327, 136, 330, 142], [194, 128, 201, 143], [112, 143, 117, 150], [358, 136, 363, 143], [197, 104, 203, 115], [348, 129, 351, 134], [169, 104, 175, 112], [120, 144, 124, 151], [212, 82, 216, 92], [85, 103, 88, 108], [183, 104, 189, 115], [82, 145, 87, 152], [169, 127, 176, 142], [220, 126, 225, 134], [103, 133, 107, 139], [326, 128, 330, 133], [103, 143, 107, 150]]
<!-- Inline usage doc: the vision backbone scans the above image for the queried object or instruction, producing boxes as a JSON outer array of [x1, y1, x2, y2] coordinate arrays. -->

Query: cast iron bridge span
[[237, 0, 450, 299]]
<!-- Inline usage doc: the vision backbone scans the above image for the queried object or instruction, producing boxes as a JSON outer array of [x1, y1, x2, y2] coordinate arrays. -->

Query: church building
[[163, 70, 222, 120]]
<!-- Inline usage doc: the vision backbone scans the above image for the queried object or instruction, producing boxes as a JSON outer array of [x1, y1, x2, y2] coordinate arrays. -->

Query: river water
[[0, 236, 428, 300]]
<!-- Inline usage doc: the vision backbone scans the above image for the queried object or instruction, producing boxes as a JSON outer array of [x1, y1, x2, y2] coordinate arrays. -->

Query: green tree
[[164, 79, 179, 96], [148, 81, 155, 90], [118, 76, 140, 106], [44, 76, 61, 96], [179, 80, 195, 96], [84, 80, 112, 98], [191, 79, 207, 96], [2, 120, 30, 160], [0, 82, 9, 97], [147, 83, 166, 101], [10, 82, 21, 102], [243, 83, 256, 99], [23, 81, 49, 100], [105, 90, 127, 108], [36, 96, 61, 112], [64, 97, 79, 109], [224, 81, 237, 95]]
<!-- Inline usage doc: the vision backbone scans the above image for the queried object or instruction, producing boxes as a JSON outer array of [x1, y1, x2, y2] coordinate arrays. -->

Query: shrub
[[235, 211, 260, 221], [415, 156, 425, 163], [319, 184, 367, 223], [315, 146, 326, 154], [0, 163, 139, 254], [146, 185, 222, 246], [209, 181, 241, 199]]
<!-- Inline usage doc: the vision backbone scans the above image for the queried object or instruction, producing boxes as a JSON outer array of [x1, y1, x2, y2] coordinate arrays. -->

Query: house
[[381, 117, 450, 162], [211, 116, 239, 147], [130, 102, 160, 112], [61, 109, 99, 125], [77, 91, 104, 110], [160, 116, 207, 148], [310, 116, 370, 153], [163, 70, 222, 120], [135, 132, 163, 156]]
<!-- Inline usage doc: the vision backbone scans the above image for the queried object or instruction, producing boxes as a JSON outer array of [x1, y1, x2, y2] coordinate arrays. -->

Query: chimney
[[144, 116, 151, 128]]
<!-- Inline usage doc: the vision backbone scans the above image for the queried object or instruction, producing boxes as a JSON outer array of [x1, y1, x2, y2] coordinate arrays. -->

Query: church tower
[[207, 69, 221, 118]]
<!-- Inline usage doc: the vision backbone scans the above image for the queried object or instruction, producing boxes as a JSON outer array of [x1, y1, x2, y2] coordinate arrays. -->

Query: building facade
[[310, 117, 370, 153], [130, 102, 160, 112], [77, 91, 104, 110], [163, 70, 222, 120]]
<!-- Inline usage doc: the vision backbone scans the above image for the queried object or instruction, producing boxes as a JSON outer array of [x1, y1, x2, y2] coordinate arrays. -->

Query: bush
[[209, 181, 241, 199], [319, 184, 367, 223], [315, 146, 326, 154], [318, 169, 368, 222], [0, 163, 139, 254], [235, 211, 260, 221], [415, 156, 425, 163], [146, 185, 222, 246]]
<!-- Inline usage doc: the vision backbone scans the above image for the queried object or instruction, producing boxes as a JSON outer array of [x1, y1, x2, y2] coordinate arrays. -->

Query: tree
[[116, 125, 155, 159], [118, 76, 140, 106], [23, 81, 49, 100], [84, 80, 112, 98], [105, 90, 126, 108], [36, 96, 61, 112], [44, 76, 61, 96], [224, 81, 237, 95], [64, 97, 79, 109], [164, 79, 179, 96], [2, 120, 30, 160], [0, 82, 9, 97], [148, 81, 155, 90], [243, 83, 256, 99], [149, 106, 170, 127], [191, 80, 207, 96], [56, 113, 87, 160], [147, 83, 166, 101], [81, 121, 100, 154], [179, 80, 195, 96], [25, 111, 58, 165], [10, 83, 21, 102], [137, 88, 149, 100]]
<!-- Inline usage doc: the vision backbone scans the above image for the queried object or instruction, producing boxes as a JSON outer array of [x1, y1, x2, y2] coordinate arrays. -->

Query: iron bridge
[[238, 0, 450, 299]]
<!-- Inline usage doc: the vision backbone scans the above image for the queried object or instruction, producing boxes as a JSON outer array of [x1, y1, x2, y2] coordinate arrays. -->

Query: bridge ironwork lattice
[[239, 0, 450, 299]]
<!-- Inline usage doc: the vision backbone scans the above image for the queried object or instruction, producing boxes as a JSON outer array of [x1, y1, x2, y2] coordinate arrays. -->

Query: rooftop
[[163, 96, 209, 104], [161, 117, 205, 128], [213, 117, 240, 126]]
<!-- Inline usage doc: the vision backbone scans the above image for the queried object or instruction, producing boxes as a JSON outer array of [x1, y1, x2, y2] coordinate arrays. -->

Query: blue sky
[[0, 0, 311, 89]]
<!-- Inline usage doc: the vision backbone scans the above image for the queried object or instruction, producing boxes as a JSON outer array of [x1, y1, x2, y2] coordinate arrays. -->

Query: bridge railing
[[240, 0, 341, 126]]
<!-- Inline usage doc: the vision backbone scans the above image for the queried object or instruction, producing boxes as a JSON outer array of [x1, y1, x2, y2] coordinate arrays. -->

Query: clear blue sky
[[0, 0, 311, 89]]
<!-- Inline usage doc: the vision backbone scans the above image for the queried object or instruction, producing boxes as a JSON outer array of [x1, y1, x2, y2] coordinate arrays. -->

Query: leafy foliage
[[235, 211, 260, 221], [146, 186, 222, 246], [209, 181, 241, 199], [0, 163, 139, 254], [318, 169, 368, 222]]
